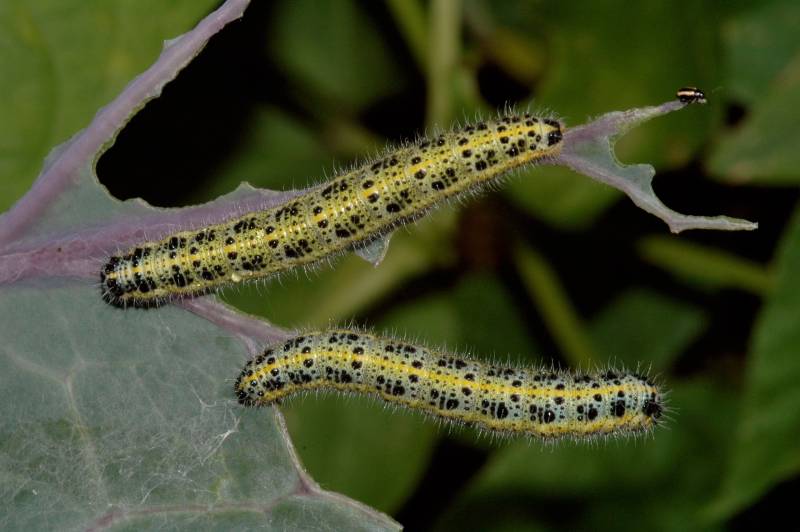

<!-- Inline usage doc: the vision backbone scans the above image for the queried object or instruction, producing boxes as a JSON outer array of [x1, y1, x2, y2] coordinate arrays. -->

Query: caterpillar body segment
[[236, 330, 665, 441], [101, 115, 563, 307]]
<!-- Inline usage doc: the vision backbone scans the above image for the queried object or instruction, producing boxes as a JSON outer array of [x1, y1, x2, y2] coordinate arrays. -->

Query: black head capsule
[[642, 398, 663, 421], [547, 127, 563, 146], [676, 87, 707, 104]]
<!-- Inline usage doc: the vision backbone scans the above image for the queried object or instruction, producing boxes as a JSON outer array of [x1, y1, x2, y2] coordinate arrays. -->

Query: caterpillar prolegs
[[235, 330, 665, 441], [101, 114, 563, 307]]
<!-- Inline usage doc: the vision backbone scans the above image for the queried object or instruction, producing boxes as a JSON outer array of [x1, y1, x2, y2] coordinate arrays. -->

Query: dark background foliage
[[4, 1, 799, 530]]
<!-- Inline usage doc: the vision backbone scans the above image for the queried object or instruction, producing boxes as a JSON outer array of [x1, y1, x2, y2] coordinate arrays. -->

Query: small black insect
[[676, 86, 707, 104]]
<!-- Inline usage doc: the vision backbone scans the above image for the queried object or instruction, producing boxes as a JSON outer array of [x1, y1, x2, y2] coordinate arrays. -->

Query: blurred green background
[[3, 0, 800, 530]]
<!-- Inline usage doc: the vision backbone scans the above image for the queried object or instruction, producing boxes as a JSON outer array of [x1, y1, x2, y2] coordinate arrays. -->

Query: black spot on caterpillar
[[235, 330, 665, 441], [101, 114, 563, 307]]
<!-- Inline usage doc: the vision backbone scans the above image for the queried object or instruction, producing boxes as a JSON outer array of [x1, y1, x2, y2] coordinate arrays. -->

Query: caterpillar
[[101, 114, 563, 306], [235, 330, 665, 441]]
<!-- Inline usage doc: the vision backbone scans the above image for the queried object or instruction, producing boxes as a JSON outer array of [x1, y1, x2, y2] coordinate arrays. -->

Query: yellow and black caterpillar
[[101, 114, 563, 306], [236, 330, 664, 440]]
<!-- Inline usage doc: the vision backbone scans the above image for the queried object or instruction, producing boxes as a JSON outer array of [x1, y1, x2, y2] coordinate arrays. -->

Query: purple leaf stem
[[177, 296, 295, 357], [0, 0, 252, 248]]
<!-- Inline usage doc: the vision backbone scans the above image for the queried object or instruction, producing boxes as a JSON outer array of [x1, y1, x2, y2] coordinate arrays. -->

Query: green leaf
[[588, 288, 708, 372], [637, 235, 773, 295], [0, 287, 391, 531], [283, 397, 438, 514], [267, 0, 403, 111], [439, 381, 737, 532], [707, 205, 800, 521], [491, 1, 722, 228], [0, 3, 399, 529], [535, 1, 721, 158], [0, 0, 219, 211], [708, 1, 800, 184], [708, 53, 800, 184], [721, 0, 800, 104]]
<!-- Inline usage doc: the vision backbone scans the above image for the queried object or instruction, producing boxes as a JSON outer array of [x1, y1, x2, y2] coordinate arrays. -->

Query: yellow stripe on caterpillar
[[101, 114, 563, 307], [235, 330, 665, 441]]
